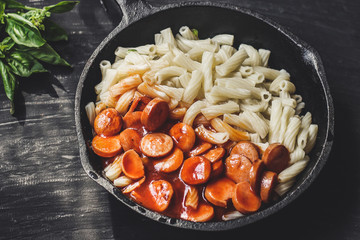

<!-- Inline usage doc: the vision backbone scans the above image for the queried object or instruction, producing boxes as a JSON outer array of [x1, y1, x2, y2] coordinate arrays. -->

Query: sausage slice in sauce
[[205, 177, 235, 207], [92, 135, 122, 158], [141, 98, 169, 131], [232, 181, 261, 214], [121, 149, 145, 180], [180, 156, 211, 185], [230, 141, 259, 163], [180, 203, 214, 222], [169, 123, 196, 152], [260, 171, 278, 203], [140, 133, 173, 158], [119, 128, 141, 153], [249, 160, 266, 194], [225, 154, 252, 183], [262, 143, 290, 173], [94, 108, 122, 136], [189, 142, 212, 157], [153, 147, 184, 173], [123, 111, 142, 129], [149, 180, 174, 212], [202, 147, 225, 162]]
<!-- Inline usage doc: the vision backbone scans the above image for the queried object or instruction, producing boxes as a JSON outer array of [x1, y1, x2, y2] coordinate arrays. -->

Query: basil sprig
[[0, 0, 79, 114]]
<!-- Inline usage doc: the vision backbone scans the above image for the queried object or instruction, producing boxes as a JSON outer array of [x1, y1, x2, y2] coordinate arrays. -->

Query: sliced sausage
[[119, 128, 141, 153], [92, 135, 122, 158], [180, 202, 214, 222], [148, 180, 174, 212], [205, 177, 235, 207], [140, 133, 173, 157], [189, 142, 212, 157], [141, 98, 169, 131], [202, 147, 225, 163], [262, 143, 290, 173], [94, 108, 122, 136], [225, 154, 252, 183], [232, 181, 261, 214], [260, 171, 278, 203], [180, 156, 211, 185], [169, 123, 196, 152], [153, 147, 184, 173], [211, 160, 224, 179], [123, 111, 142, 129], [249, 160, 265, 194], [121, 149, 145, 180], [129, 96, 152, 113], [230, 141, 259, 163]]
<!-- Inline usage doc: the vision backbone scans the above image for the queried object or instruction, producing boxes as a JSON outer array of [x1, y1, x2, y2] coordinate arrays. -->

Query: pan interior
[[78, 5, 330, 230]]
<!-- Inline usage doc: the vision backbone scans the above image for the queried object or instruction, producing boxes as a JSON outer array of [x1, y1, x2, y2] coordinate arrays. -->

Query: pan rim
[[75, 1, 334, 231]]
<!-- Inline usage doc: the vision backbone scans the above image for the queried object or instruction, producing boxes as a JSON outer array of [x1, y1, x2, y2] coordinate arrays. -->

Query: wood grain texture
[[0, 0, 359, 239]]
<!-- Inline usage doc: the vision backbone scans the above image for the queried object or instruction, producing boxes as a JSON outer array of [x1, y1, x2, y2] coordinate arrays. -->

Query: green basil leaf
[[0, 2, 5, 24], [3, 0, 28, 10], [5, 13, 46, 48], [44, 1, 79, 13], [6, 50, 48, 77], [0, 59, 17, 114], [192, 29, 199, 38], [43, 19, 68, 42], [0, 37, 15, 52], [19, 43, 70, 67]]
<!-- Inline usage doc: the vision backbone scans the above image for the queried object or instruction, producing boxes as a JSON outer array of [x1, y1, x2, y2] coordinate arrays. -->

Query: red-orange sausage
[[249, 160, 266, 194], [153, 147, 184, 173], [148, 180, 174, 212], [260, 171, 278, 203], [205, 177, 235, 207], [129, 96, 152, 113], [123, 111, 142, 129], [141, 98, 169, 131], [225, 154, 252, 183], [211, 160, 224, 179], [189, 142, 212, 157], [202, 147, 225, 163], [121, 149, 145, 180], [92, 135, 122, 158], [119, 128, 141, 153], [232, 181, 261, 214], [180, 202, 214, 222], [262, 143, 290, 173], [169, 123, 196, 152], [180, 156, 211, 185], [94, 108, 122, 136], [230, 141, 259, 163], [140, 133, 173, 158]]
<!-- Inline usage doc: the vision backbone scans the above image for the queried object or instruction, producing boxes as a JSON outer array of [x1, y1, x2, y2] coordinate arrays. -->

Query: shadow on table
[[108, 101, 358, 240]]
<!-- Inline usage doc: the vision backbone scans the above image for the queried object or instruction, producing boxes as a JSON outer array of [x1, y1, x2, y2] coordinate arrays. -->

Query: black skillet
[[75, 0, 334, 231]]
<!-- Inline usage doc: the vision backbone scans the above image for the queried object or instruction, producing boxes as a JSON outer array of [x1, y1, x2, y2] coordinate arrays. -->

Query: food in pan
[[85, 26, 318, 222]]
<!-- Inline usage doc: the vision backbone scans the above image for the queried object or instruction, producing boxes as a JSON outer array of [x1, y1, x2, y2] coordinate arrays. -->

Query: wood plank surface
[[0, 0, 359, 239]]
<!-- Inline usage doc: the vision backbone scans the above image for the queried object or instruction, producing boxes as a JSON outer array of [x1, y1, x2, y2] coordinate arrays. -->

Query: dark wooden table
[[1, 0, 359, 239]]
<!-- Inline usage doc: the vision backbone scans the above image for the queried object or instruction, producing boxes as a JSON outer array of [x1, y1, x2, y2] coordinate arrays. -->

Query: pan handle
[[113, 0, 153, 25]]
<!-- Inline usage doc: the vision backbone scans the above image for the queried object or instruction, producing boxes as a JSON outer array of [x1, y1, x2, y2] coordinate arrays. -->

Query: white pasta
[[114, 175, 133, 187], [85, 102, 96, 126], [275, 179, 295, 196], [183, 100, 207, 126], [283, 116, 302, 152], [195, 124, 230, 144], [100, 69, 118, 94], [155, 85, 184, 101], [297, 112, 312, 149], [160, 27, 177, 47], [290, 147, 306, 164], [179, 26, 197, 40], [137, 82, 170, 102], [212, 34, 234, 45], [278, 106, 295, 144], [100, 60, 111, 79], [115, 88, 136, 115], [173, 52, 202, 71], [222, 211, 244, 221], [105, 154, 123, 181], [216, 48, 248, 76], [201, 101, 240, 120], [240, 44, 262, 66], [109, 74, 142, 97], [278, 158, 309, 183], [182, 70, 203, 104], [202, 51, 214, 93], [259, 49, 271, 67], [304, 124, 318, 154], [268, 99, 283, 143], [155, 66, 186, 84], [240, 66, 254, 77]]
